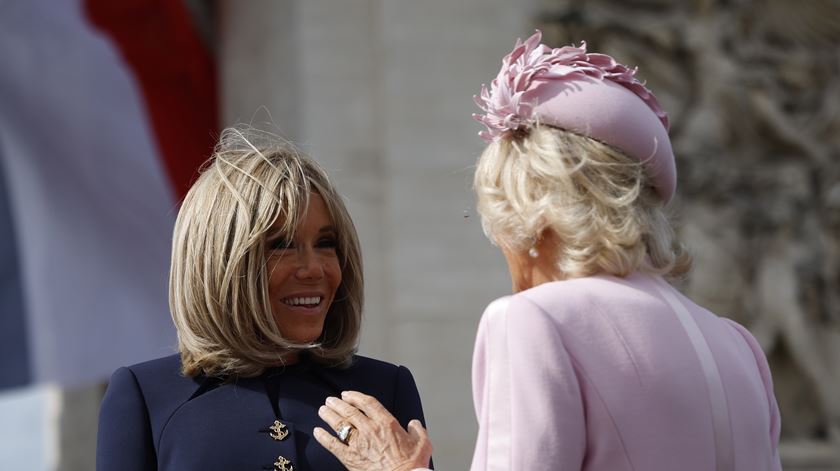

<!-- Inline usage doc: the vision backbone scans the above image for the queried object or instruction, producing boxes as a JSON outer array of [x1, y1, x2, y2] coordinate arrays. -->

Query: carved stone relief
[[538, 0, 840, 467]]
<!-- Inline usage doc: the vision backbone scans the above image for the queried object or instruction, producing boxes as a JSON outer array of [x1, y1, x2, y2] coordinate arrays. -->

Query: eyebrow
[[318, 226, 338, 234]]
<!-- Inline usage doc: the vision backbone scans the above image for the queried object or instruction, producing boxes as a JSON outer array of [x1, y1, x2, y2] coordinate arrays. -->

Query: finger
[[313, 427, 348, 456], [340, 391, 392, 421], [325, 396, 371, 426], [407, 419, 428, 440], [318, 404, 349, 432], [407, 420, 434, 460]]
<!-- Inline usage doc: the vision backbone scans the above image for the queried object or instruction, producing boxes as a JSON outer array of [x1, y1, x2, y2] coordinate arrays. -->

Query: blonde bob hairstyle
[[474, 125, 692, 280], [170, 128, 363, 378]]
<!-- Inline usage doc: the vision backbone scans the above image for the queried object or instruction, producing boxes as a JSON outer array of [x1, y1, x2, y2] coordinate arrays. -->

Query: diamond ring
[[337, 423, 355, 445]]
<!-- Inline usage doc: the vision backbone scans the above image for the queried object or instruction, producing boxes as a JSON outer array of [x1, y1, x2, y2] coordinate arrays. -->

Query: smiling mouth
[[282, 296, 323, 309]]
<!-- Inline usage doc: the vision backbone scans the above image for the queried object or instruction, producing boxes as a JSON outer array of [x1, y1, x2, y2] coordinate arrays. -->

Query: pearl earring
[[528, 246, 539, 258]]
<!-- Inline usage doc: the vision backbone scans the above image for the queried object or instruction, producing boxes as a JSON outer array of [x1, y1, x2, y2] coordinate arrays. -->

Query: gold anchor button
[[274, 455, 294, 471], [269, 420, 289, 441]]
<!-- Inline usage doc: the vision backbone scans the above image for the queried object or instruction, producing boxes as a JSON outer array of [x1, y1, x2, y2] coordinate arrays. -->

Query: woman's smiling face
[[266, 194, 342, 344]]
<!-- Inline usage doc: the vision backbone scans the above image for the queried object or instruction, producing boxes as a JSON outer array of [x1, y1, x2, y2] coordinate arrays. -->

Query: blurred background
[[1, 0, 839, 469]]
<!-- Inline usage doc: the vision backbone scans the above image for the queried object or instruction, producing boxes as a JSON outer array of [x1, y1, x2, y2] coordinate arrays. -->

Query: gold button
[[269, 420, 289, 441], [274, 455, 294, 471]]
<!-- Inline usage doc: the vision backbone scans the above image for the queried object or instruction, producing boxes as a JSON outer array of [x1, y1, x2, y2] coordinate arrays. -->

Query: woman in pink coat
[[313, 31, 782, 471]]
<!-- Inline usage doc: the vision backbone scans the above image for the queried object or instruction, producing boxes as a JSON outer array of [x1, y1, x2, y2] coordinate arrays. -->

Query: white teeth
[[283, 296, 322, 306]]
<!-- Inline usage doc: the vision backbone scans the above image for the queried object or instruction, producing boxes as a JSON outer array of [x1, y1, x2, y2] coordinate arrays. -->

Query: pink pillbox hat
[[474, 31, 677, 203]]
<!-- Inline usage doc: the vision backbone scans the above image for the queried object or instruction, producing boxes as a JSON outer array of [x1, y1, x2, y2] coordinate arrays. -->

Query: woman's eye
[[317, 237, 338, 249], [268, 238, 293, 250]]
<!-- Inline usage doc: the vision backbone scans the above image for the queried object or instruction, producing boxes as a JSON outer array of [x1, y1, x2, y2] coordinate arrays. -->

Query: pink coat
[[468, 272, 781, 470]]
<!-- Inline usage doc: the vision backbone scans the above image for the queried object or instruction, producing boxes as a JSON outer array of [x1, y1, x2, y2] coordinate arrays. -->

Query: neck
[[278, 351, 300, 366], [513, 258, 564, 292]]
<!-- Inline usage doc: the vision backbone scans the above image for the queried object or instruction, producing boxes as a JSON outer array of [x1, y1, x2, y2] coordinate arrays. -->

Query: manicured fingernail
[[326, 396, 338, 406], [341, 391, 349, 398]]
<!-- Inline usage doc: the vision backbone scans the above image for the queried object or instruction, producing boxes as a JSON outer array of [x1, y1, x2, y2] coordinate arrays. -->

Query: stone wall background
[[537, 0, 840, 467]]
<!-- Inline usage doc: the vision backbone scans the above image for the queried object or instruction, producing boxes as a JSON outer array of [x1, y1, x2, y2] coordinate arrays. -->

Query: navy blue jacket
[[96, 354, 429, 470]]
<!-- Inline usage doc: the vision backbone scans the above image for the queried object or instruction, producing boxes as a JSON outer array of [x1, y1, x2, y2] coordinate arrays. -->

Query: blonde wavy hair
[[474, 125, 691, 279], [170, 128, 363, 378]]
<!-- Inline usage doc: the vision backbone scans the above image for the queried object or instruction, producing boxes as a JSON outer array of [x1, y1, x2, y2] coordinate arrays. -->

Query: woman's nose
[[294, 248, 324, 279]]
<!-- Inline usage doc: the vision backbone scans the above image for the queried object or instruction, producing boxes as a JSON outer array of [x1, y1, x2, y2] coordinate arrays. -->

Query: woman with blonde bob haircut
[[97, 128, 430, 471], [317, 32, 781, 471], [171, 128, 363, 376]]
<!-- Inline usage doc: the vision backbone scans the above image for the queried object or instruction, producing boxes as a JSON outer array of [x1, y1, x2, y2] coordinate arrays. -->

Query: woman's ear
[[536, 226, 556, 247]]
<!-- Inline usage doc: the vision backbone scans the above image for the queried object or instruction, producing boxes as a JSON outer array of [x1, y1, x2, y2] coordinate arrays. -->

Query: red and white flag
[[0, 0, 217, 389]]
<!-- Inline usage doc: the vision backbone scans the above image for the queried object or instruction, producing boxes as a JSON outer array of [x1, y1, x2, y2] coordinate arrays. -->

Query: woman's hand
[[313, 391, 433, 471]]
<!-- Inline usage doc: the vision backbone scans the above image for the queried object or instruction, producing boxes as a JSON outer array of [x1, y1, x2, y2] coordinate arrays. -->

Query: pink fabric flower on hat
[[473, 30, 669, 142]]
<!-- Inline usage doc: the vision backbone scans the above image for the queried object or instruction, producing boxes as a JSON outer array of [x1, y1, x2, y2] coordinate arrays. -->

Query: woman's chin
[[278, 322, 326, 345], [291, 334, 322, 344], [272, 309, 328, 344]]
